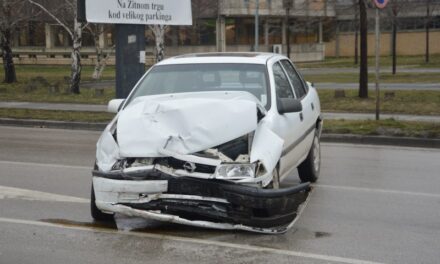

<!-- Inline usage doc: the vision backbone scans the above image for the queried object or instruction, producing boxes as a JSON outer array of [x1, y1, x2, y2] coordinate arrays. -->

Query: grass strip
[[0, 83, 115, 104], [318, 90, 440, 116], [0, 109, 114, 123], [323, 119, 440, 139]]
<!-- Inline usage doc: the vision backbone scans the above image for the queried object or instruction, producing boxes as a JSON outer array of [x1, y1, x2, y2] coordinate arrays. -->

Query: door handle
[[311, 103, 315, 111], [300, 112, 304, 121]]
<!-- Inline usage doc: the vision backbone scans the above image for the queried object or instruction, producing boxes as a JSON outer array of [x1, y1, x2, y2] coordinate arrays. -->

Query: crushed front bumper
[[92, 169, 310, 234]]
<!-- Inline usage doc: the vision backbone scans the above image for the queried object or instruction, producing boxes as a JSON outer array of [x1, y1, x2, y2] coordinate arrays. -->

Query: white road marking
[[315, 184, 440, 199], [0, 185, 89, 203], [0, 160, 90, 170], [0, 217, 385, 264]]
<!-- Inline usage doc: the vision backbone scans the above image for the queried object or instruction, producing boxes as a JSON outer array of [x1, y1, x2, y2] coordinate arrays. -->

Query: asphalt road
[[0, 126, 439, 264]]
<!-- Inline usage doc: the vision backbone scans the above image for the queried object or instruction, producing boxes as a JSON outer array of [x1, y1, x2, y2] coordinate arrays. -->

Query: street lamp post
[[255, 0, 260, 51]]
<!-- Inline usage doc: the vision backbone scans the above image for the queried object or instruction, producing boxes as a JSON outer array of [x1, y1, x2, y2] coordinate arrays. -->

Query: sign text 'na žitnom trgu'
[[86, 0, 192, 25]]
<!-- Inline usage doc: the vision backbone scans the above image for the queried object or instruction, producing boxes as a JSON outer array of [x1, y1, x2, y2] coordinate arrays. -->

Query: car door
[[271, 61, 308, 180], [280, 59, 317, 163]]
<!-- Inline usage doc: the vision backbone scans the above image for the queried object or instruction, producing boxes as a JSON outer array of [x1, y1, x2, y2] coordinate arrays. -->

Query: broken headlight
[[215, 163, 256, 179]]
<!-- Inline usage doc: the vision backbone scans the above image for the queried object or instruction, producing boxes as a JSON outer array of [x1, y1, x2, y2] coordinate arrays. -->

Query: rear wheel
[[91, 184, 114, 222], [298, 131, 320, 183]]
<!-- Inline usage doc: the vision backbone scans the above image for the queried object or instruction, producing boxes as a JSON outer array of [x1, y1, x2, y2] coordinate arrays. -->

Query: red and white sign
[[373, 0, 389, 9]]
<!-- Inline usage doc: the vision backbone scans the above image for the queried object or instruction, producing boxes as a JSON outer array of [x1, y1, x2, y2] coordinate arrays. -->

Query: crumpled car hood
[[117, 92, 260, 157], [96, 91, 283, 182]]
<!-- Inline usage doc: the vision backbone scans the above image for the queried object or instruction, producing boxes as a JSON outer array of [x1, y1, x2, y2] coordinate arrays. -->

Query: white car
[[91, 53, 322, 234]]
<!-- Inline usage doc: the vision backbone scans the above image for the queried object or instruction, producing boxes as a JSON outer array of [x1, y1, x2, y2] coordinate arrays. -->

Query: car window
[[126, 63, 270, 107], [273, 62, 294, 99], [280, 60, 307, 98]]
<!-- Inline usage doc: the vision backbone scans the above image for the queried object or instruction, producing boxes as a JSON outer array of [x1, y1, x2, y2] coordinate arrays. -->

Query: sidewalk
[[1, 101, 439, 123], [300, 67, 440, 75], [315, 83, 440, 91]]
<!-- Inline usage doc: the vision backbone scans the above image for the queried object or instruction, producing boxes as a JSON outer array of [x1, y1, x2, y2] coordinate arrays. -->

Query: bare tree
[[149, 25, 167, 63], [148, 0, 215, 63], [28, 0, 85, 94], [0, 0, 30, 83], [387, 0, 416, 75], [352, 0, 359, 65], [85, 24, 114, 80], [424, 0, 440, 63]]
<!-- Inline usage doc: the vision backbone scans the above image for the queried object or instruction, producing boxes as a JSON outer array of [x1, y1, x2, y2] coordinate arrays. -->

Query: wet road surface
[[0, 126, 439, 264]]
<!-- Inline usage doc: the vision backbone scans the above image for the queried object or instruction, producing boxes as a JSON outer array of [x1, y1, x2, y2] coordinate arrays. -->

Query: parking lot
[[0, 125, 439, 264]]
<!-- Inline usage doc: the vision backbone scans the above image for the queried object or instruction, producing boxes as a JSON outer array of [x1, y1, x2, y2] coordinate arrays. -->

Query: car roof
[[156, 52, 284, 66]]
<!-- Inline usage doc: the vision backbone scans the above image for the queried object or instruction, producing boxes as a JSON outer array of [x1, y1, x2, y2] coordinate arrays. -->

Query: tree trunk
[[359, 0, 368, 98], [353, 0, 358, 65], [70, 19, 82, 94], [354, 20, 359, 65], [425, 22, 430, 63], [1, 30, 17, 83], [391, 20, 397, 75], [92, 33, 103, 80], [425, 2, 430, 64], [151, 25, 166, 63]]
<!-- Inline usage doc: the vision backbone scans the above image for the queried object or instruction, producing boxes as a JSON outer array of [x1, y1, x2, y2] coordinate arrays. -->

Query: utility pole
[[373, 0, 389, 120], [286, 1, 290, 59], [374, 7, 380, 120]]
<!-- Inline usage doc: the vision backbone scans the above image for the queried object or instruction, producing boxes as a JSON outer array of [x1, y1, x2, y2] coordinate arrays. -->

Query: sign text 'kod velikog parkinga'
[[85, 0, 192, 25]]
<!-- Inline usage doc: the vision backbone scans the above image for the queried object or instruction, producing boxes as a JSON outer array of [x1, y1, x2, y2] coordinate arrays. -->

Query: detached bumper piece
[[93, 170, 310, 234]]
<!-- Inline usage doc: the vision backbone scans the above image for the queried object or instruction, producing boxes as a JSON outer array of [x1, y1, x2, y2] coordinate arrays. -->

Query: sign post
[[373, 0, 388, 120], [81, 0, 192, 98]]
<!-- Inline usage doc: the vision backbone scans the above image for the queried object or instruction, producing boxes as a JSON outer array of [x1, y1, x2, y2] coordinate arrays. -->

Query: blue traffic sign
[[373, 0, 389, 9]]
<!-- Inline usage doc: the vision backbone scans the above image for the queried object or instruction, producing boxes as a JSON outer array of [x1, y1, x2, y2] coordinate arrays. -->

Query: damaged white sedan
[[91, 53, 322, 234]]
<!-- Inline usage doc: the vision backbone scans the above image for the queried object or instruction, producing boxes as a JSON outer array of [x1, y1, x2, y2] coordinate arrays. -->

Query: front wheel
[[91, 184, 114, 222], [298, 131, 321, 183]]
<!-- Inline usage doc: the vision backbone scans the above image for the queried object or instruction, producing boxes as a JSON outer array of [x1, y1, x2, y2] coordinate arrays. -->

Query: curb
[[0, 118, 439, 149]]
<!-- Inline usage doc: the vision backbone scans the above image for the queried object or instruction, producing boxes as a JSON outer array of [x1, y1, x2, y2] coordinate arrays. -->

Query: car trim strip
[[281, 124, 316, 157]]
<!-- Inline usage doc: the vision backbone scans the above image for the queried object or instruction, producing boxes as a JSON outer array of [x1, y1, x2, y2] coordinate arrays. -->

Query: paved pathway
[[314, 83, 440, 90], [1, 101, 439, 122], [300, 67, 440, 75]]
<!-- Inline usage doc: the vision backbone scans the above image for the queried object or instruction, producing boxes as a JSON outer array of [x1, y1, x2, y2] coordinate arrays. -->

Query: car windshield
[[127, 63, 269, 106]]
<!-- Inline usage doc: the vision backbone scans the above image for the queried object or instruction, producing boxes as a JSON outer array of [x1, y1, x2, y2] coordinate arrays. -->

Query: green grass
[[0, 65, 115, 82], [297, 54, 440, 69], [303, 72, 440, 83], [318, 90, 440, 116], [0, 109, 114, 122], [0, 82, 115, 104], [323, 119, 440, 138], [0, 65, 116, 104]]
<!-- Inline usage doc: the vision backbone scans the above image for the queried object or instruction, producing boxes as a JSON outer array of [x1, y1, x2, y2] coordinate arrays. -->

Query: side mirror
[[277, 98, 302, 114], [107, 99, 125, 113]]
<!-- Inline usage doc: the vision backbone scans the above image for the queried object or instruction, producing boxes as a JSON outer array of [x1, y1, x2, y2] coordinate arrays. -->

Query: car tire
[[91, 184, 114, 222], [298, 130, 320, 183]]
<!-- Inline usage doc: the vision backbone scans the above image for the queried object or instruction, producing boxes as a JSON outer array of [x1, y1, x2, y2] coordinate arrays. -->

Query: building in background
[[6, 0, 440, 65], [327, 0, 440, 57]]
